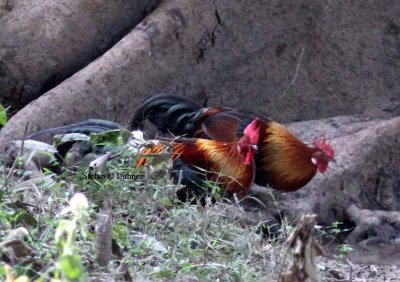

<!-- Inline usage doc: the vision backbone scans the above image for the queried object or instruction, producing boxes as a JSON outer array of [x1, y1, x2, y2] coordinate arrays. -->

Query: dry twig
[[279, 214, 324, 282]]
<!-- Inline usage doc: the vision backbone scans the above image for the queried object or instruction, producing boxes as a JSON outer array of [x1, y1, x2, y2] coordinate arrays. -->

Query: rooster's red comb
[[313, 135, 334, 158], [244, 118, 260, 144]]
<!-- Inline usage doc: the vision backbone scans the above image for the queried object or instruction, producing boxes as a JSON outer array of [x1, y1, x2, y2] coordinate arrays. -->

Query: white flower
[[69, 193, 89, 216]]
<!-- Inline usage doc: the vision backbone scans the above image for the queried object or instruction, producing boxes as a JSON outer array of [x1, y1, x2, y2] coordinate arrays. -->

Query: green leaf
[[113, 222, 128, 243], [0, 104, 7, 126], [10, 209, 37, 226], [0, 265, 5, 276], [89, 129, 131, 146], [53, 133, 90, 147], [59, 254, 84, 281]]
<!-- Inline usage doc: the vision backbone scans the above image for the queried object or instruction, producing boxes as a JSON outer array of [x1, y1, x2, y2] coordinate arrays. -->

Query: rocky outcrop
[[0, 0, 218, 148], [280, 116, 400, 228], [1, 0, 400, 150], [0, 0, 159, 111]]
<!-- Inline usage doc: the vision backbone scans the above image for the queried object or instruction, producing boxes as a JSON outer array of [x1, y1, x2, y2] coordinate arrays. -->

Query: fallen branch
[[95, 200, 113, 268], [279, 214, 324, 282], [88, 152, 121, 171]]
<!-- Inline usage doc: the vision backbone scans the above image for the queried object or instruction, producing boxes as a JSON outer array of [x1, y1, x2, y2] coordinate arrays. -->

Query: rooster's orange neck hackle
[[256, 121, 335, 192]]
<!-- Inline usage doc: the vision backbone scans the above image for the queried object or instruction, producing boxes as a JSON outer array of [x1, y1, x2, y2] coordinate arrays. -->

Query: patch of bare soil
[[320, 257, 399, 282], [319, 245, 400, 282]]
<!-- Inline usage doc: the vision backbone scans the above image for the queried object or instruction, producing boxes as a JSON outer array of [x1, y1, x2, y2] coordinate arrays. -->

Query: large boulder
[[0, 0, 159, 111], [280, 116, 400, 227], [0, 0, 218, 147], [1, 0, 400, 149]]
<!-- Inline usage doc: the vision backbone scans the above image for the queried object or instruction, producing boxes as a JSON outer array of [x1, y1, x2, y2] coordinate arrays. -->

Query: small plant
[[52, 192, 89, 281], [0, 264, 29, 282], [335, 243, 353, 260], [315, 220, 350, 240], [315, 221, 354, 260], [0, 103, 7, 127], [330, 221, 343, 236]]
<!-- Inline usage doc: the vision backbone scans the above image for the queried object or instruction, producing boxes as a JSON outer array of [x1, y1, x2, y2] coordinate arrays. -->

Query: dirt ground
[[320, 245, 400, 282]]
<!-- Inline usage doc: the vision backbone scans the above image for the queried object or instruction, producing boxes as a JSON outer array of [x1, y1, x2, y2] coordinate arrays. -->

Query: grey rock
[[280, 116, 400, 225], [2, 0, 400, 149]]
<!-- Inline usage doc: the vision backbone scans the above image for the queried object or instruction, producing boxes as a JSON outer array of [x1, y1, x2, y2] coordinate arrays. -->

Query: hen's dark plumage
[[25, 119, 122, 164], [27, 119, 122, 143]]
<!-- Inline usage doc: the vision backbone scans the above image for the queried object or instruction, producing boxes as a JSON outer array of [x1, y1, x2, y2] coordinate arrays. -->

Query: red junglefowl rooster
[[131, 94, 335, 192], [136, 118, 260, 199]]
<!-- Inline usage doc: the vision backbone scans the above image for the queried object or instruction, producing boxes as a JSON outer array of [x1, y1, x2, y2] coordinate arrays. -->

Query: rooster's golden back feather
[[173, 139, 255, 196]]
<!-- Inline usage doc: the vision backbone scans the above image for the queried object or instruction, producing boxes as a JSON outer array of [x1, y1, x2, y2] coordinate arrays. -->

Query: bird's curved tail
[[130, 94, 202, 137], [26, 119, 122, 143]]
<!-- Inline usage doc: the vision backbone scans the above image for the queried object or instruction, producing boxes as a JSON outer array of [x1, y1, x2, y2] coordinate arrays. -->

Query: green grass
[[0, 103, 7, 127], [0, 145, 342, 281]]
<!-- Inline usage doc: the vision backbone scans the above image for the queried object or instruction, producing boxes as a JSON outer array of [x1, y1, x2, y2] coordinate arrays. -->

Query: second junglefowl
[[137, 118, 260, 199]]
